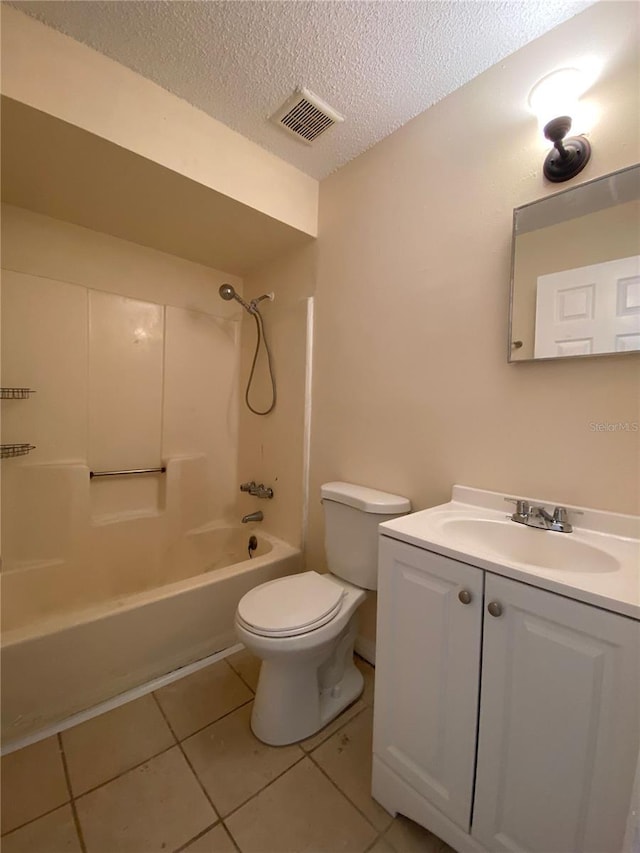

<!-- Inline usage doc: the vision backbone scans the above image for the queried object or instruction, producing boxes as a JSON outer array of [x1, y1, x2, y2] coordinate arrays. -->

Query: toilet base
[[250, 625, 364, 746]]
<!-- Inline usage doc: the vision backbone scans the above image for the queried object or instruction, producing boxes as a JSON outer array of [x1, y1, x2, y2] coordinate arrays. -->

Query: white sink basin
[[438, 517, 620, 574], [379, 486, 640, 619]]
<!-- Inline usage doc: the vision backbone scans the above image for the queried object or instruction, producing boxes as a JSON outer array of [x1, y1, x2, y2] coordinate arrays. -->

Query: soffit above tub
[[0, 96, 313, 276], [7, 0, 595, 180]]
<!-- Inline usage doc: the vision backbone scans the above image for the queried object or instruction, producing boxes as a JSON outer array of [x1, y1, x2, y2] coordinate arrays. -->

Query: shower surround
[[0, 205, 304, 746]]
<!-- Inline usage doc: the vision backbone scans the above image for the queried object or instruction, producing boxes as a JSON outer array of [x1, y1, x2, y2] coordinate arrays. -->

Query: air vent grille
[[271, 88, 344, 145]]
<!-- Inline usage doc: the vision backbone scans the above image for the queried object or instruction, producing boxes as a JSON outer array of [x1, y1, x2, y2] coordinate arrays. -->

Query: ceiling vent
[[270, 88, 344, 145]]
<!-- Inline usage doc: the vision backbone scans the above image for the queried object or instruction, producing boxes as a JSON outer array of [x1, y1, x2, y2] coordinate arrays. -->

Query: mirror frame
[[508, 163, 640, 364]]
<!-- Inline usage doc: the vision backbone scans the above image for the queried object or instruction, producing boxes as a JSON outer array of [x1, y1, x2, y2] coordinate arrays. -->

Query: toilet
[[235, 481, 411, 745]]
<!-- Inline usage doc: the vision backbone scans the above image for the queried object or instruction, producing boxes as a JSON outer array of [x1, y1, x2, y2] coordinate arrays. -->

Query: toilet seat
[[237, 572, 345, 638]]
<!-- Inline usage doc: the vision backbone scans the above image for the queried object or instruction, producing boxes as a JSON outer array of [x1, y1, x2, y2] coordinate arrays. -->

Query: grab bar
[[89, 466, 166, 479]]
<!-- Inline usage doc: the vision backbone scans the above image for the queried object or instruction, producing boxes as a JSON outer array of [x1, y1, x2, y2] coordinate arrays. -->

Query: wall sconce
[[529, 68, 591, 183]]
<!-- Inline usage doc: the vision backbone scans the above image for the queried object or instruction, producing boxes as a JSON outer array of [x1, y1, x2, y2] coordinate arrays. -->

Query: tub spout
[[242, 511, 263, 523]]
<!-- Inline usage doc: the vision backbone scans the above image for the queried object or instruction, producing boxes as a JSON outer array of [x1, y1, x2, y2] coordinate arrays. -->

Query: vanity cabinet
[[373, 536, 640, 853]]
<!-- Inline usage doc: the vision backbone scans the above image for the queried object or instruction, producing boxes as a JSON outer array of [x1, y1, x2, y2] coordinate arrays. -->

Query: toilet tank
[[321, 482, 411, 590]]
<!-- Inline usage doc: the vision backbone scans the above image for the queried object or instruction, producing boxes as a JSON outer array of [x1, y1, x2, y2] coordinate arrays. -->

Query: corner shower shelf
[[0, 388, 36, 399], [1, 444, 36, 459]]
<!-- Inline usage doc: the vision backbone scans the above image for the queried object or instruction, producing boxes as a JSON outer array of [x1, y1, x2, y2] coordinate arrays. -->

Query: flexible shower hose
[[246, 308, 277, 415]]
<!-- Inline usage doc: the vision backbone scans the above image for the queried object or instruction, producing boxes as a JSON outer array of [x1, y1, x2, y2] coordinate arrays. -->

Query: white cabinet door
[[373, 537, 483, 831], [473, 574, 640, 853]]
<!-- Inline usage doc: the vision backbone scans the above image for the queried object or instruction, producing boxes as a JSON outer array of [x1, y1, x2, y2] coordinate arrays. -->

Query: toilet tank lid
[[321, 482, 411, 514]]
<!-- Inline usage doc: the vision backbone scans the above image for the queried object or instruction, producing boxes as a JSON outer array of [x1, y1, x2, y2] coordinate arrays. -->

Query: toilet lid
[[237, 572, 345, 638]]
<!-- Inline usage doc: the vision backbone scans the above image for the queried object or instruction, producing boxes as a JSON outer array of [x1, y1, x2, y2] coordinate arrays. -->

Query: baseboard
[[1, 642, 244, 756], [355, 634, 376, 665]]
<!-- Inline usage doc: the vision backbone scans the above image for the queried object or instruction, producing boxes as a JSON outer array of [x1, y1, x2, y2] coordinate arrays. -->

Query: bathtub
[[0, 525, 301, 746]]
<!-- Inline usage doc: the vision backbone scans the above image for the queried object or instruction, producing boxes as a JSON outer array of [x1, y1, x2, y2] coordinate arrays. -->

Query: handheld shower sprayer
[[218, 283, 252, 313], [218, 283, 235, 300], [218, 284, 277, 415]]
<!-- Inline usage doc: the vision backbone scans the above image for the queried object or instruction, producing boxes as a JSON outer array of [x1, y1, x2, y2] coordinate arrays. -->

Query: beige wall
[[512, 199, 640, 358], [237, 244, 317, 547], [1, 204, 243, 573], [306, 1, 640, 653], [1, 5, 318, 237]]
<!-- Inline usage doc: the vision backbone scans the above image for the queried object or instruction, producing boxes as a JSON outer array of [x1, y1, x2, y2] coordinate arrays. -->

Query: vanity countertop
[[379, 485, 640, 620]]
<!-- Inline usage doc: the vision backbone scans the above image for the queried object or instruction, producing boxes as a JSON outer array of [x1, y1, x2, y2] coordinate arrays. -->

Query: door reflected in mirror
[[509, 164, 640, 362]]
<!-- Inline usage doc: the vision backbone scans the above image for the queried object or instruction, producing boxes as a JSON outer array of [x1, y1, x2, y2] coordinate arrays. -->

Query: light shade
[[528, 68, 585, 131]]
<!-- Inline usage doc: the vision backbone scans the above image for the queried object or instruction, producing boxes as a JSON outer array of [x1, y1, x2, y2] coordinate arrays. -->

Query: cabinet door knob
[[458, 589, 473, 605], [487, 601, 503, 618]]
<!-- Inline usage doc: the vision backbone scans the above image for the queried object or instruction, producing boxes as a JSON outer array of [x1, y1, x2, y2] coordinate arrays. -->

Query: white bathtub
[[0, 525, 301, 745]]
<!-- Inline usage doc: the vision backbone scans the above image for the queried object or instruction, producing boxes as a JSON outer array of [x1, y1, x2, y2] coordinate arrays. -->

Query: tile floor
[[1, 652, 454, 853]]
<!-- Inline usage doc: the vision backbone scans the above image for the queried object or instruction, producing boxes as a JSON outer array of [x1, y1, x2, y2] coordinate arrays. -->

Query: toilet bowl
[[236, 571, 366, 745], [235, 482, 411, 746]]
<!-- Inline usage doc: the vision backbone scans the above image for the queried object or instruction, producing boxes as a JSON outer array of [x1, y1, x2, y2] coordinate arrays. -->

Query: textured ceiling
[[8, 0, 595, 179]]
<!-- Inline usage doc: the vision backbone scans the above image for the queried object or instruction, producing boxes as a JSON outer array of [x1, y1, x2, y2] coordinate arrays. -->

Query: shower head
[[219, 284, 236, 301], [219, 283, 253, 313]]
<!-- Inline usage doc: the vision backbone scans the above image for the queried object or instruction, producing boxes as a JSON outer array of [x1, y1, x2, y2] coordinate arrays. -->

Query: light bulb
[[528, 68, 585, 133]]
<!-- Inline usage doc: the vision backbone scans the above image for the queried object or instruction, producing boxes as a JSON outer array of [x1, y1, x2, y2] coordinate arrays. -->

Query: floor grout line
[[304, 706, 394, 838], [176, 740, 221, 820], [307, 748, 390, 837], [0, 801, 73, 840], [71, 743, 177, 801], [217, 751, 308, 823], [151, 691, 221, 820], [306, 703, 370, 756], [153, 687, 256, 745], [57, 733, 87, 853], [171, 818, 221, 853], [223, 655, 258, 696], [217, 821, 243, 853], [300, 695, 371, 754], [364, 831, 387, 853]]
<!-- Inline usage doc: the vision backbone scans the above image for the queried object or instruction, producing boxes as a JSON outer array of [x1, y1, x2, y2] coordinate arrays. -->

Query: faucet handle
[[552, 506, 571, 532], [551, 506, 583, 533], [240, 481, 256, 492], [505, 498, 529, 519], [553, 507, 568, 524], [553, 506, 583, 519]]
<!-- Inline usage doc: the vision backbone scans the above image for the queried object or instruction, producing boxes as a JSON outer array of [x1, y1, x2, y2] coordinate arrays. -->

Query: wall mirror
[[509, 163, 640, 362]]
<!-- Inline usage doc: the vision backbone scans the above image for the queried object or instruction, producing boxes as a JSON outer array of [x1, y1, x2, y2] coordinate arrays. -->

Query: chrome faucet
[[240, 481, 274, 499], [242, 510, 264, 524], [505, 498, 578, 533]]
